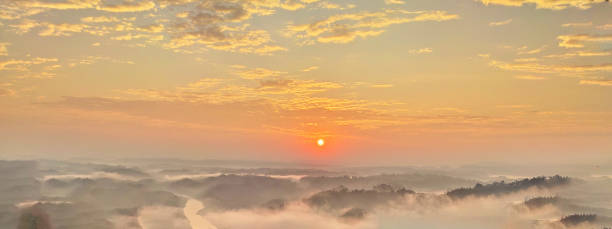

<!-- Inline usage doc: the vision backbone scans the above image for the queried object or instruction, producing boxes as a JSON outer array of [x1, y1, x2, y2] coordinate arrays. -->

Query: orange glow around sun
[[317, 138, 325, 147]]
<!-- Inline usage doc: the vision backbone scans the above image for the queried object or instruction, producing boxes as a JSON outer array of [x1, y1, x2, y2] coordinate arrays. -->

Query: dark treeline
[[524, 196, 562, 209], [521, 196, 612, 218], [560, 214, 597, 226], [447, 175, 570, 199], [300, 173, 474, 191], [305, 184, 414, 211]]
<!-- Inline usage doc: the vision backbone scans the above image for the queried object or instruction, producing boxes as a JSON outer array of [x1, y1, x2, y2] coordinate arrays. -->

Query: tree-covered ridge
[[447, 175, 570, 199], [560, 214, 598, 226], [305, 184, 415, 210]]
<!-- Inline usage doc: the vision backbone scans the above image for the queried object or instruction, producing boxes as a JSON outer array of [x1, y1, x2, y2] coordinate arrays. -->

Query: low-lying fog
[[2, 159, 612, 229]]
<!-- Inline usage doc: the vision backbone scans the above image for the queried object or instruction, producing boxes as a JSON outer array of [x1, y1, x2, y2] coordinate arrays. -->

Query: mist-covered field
[[2, 159, 612, 229]]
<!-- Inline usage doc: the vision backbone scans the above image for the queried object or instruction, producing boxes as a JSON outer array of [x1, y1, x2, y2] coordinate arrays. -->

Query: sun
[[317, 138, 325, 147]]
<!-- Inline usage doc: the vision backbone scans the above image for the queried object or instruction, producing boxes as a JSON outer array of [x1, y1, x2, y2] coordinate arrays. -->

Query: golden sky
[[1, 0, 611, 164]]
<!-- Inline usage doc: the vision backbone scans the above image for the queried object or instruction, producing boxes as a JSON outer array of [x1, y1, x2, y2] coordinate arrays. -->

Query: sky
[[0, 0, 611, 165]]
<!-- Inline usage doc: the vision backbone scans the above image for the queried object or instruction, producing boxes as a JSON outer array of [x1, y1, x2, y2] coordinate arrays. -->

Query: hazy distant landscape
[[2, 159, 611, 229]]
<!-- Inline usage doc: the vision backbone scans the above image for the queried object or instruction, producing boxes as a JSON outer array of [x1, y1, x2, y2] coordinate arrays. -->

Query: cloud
[[96, 0, 156, 12], [489, 60, 612, 74], [69, 56, 135, 66], [371, 84, 393, 88], [514, 58, 538, 62], [175, 11, 189, 18], [302, 66, 319, 72], [233, 66, 287, 79], [514, 75, 546, 80], [40, 73, 407, 136], [286, 10, 459, 44], [111, 33, 150, 40], [0, 6, 46, 20], [0, 88, 16, 96], [138, 205, 191, 229], [16, 0, 100, 10], [179, 78, 224, 90], [37, 23, 89, 36], [0, 57, 58, 71], [204, 203, 376, 229], [138, 24, 164, 33], [9, 19, 122, 37], [598, 24, 612, 30], [317, 2, 355, 10], [489, 19, 512, 27], [558, 34, 612, 48], [157, 0, 323, 54], [9, 19, 41, 34], [165, 18, 285, 54], [281, 0, 307, 11], [561, 22, 593, 27], [496, 104, 533, 109], [317, 27, 384, 44], [544, 51, 611, 59], [238, 45, 288, 55], [8, 0, 157, 13], [517, 45, 545, 55], [3, 0, 316, 55], [478, 0, 610, 10], [43, 173, 137, 183], [579, 79, 612, 86], [81, 16, 120, 23], [0, 42, 9, 56], [409, 48, 433, 54], [478, 53, 490, 58], [121, 77, 345, 104], [384, 0, 405, 5], [99, 164, 150, 177], [42, 87, 547, 136]]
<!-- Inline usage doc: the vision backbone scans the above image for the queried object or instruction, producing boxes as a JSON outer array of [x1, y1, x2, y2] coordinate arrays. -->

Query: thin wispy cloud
[[558, 34, 612, 48], [579, 79, 612, 86], [561, 22, 593, 27], [409, 48, 433, 54], [515, 75, 547, 80], [489, 19, 512, 27], [478, 0, 610, 10]]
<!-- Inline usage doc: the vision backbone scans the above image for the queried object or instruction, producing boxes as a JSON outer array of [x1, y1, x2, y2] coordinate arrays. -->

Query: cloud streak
[[579, 79, 612, 86], [479, 0, 610, 10], [489, 19, 512, 27], [286, 10, 459, 44], [558, 34, 612, 48]]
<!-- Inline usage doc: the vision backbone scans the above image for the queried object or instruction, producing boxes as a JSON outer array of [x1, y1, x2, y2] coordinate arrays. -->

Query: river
[[183, 197, 218, 229]]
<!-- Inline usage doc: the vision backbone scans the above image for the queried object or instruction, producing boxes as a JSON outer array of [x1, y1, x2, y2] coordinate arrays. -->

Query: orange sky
[[1, 0, 611, 165]]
